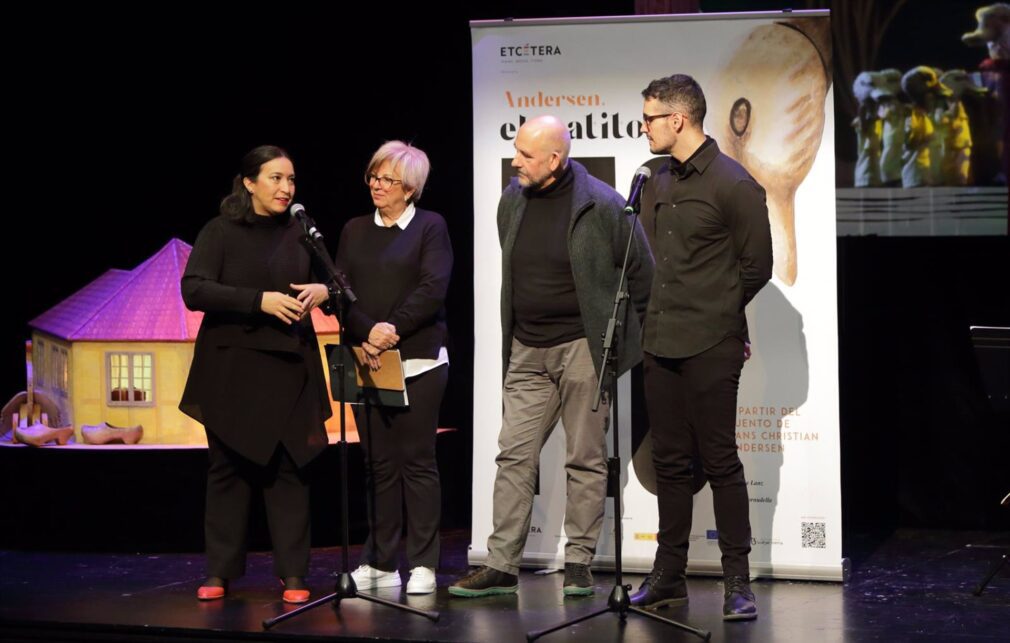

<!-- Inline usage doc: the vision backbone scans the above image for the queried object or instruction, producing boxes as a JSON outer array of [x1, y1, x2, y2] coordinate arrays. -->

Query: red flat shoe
[[197, 577, 227, 600], [283, 588, 310, 603], [281, 576, 310, 604]]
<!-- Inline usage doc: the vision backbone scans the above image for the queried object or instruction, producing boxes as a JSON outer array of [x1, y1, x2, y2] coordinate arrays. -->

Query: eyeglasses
[[641, 112, 675, 128], [365, 173, 403, 189]]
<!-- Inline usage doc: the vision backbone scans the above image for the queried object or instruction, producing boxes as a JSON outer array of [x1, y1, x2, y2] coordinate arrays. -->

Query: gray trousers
[[485, 337, 609, 575]]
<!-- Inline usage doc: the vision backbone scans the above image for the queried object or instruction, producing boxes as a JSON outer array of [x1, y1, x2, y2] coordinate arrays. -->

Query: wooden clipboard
[[350, 348, 406, 392], [324, 344, 408, 407]]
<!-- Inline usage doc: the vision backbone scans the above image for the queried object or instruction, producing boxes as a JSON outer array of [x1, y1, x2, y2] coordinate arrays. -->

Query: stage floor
[[1, 529, 1007, 642]]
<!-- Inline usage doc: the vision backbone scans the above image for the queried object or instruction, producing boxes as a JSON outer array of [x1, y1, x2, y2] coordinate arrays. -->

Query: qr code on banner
[[801, 522, 826, 548]]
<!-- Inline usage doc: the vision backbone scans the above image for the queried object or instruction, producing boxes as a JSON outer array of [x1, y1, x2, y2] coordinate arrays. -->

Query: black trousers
[[205, 432, 311, 579], [355, 364, 447, 571], [643, 337, 752, 578]]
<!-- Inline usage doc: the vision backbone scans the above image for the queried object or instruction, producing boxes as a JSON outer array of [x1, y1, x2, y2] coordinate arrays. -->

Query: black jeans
[[205, 434, 311, 579], [643, 337, 751, 578], [356, 364, 447, 570]]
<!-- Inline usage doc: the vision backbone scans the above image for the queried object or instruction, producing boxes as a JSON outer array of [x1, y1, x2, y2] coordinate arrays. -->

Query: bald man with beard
[[450, 115, 654, 598]]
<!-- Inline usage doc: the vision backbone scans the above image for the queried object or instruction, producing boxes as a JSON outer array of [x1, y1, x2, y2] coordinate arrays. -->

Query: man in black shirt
[[450, 115, 653, 598], [630, 74, 772, 621]]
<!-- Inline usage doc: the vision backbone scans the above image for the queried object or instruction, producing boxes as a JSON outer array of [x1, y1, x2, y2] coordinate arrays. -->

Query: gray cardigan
[[497, 160, 655, 378]]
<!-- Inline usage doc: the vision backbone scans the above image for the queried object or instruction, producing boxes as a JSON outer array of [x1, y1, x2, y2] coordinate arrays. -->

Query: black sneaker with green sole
[[562, 562, 594, 596], [448, 566, 519, 597]]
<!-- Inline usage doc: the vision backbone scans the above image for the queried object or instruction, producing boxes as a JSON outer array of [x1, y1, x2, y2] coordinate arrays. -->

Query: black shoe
[[723, 575, 757, 621], [448, 565, 518, 597], [629, 568, 688, 608], [562, 563, 594, 596]]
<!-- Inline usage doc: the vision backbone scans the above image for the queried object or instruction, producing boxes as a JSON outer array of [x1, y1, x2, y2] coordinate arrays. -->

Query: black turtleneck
[[510, 165, 585, 348]]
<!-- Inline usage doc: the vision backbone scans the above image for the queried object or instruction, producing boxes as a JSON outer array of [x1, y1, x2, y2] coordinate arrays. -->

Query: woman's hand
[[361, 341, 383, 371], [368, 322, 400, 351], [290, 283, 330, 318], [261, 292, 303, 325]]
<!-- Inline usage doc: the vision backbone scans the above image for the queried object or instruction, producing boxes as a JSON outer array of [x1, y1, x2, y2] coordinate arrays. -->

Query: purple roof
[[30, 239, 340, 341], [30, 239, 202, 341]]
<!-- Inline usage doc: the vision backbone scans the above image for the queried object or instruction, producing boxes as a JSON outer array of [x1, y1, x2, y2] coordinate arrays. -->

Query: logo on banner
[[499, 44, 563, 60], [706, 530, 719, 540]]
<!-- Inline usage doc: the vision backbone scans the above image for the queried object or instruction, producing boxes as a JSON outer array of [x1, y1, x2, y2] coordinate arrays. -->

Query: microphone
[[290, 203, 323, 241], [289, 203, 357, 303], [623, 166, 651, 214]]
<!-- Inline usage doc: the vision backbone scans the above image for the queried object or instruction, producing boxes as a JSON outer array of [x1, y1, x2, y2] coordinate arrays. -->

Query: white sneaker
[[351, 564, 401, 590], [406, 566, 437, 594]]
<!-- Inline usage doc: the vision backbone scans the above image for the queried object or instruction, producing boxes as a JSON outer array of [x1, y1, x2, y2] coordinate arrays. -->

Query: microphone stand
[[526, 198, 708, 641], [263, 211, 439, 630]]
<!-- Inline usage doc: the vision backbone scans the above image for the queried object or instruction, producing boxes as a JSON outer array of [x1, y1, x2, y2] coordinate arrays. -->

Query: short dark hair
[[219, 145, 291, 223], [641, 74, 707, 127]]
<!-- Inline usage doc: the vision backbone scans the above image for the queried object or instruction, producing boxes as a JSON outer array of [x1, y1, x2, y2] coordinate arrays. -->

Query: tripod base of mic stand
[[973, 550, 1008, 596], [262, 573, 440, 630], [526, 583, 710, 641]]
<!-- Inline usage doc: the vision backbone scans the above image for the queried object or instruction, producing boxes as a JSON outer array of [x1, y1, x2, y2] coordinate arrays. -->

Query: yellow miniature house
[[28, 239, 354, 445]]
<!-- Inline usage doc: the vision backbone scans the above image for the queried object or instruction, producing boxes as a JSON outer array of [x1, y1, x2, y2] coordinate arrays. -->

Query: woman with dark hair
[[180, 145, 332, 604], [337, 141, 452, 595]]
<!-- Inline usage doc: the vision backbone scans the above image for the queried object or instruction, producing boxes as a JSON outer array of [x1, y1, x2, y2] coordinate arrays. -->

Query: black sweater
[[510, 165, 585, 347], [179, 213, 331, 467], [334, 208, 452, 360], [181, 213, 319, 353]]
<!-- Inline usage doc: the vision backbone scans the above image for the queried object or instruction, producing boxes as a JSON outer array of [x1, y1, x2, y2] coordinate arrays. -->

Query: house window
[[32, 339, 46, 390], [107, 352, 154, 406], [50, 345, 69, 398]]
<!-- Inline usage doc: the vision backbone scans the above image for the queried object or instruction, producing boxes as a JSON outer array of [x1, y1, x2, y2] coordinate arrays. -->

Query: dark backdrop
[[2, 2, 1007, 553]]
